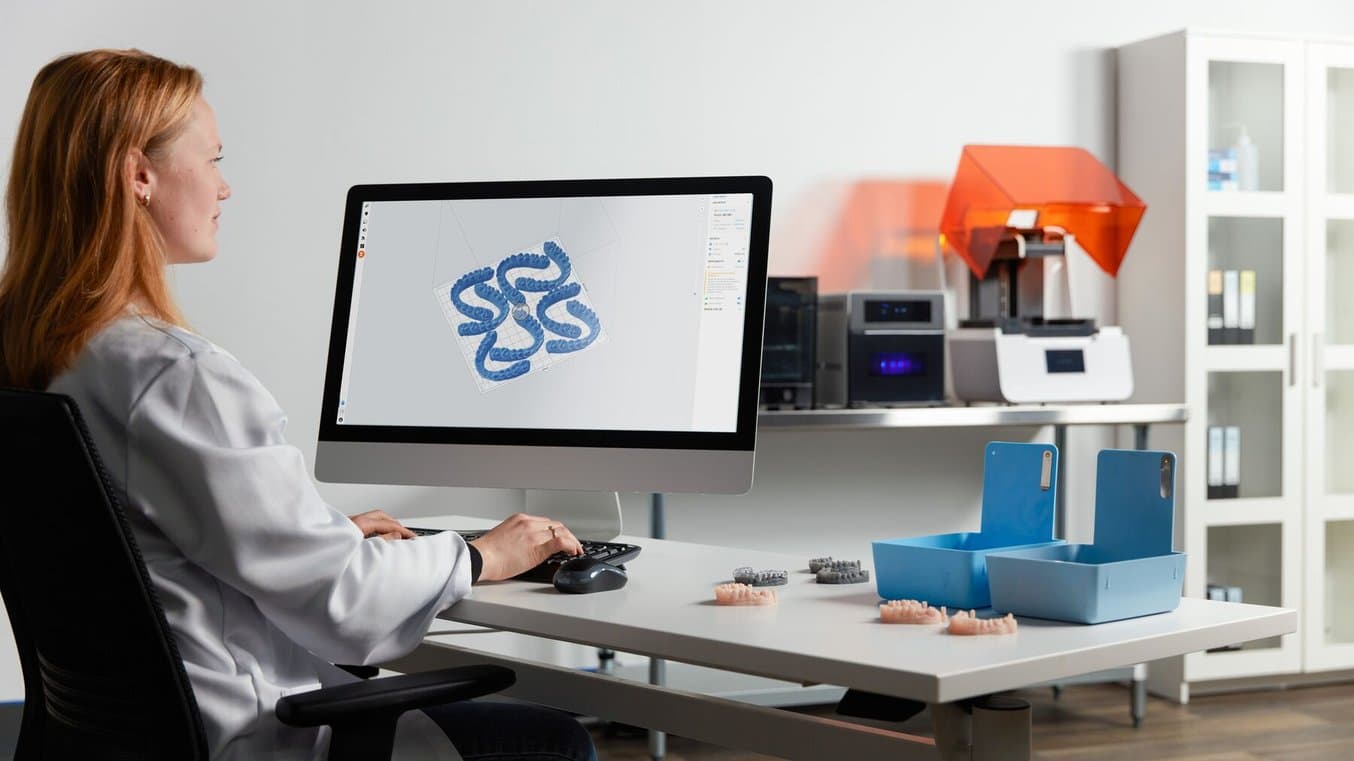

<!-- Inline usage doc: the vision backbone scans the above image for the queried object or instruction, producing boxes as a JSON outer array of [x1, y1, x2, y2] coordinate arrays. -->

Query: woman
[[0, 49, 596, 761]]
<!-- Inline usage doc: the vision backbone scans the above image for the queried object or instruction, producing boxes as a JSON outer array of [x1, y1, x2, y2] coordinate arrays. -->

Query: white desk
[[386, 515, 1294, 760]]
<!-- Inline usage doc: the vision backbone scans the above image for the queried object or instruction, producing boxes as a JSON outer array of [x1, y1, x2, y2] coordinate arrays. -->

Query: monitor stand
[[524, 490, 623, 542]]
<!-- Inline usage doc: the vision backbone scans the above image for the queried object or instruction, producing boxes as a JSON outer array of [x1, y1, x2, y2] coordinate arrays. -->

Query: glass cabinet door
[[1307, 50, 1354, 509], [1305, 43, 1354, 673], [1190, 36, 1305, 682]]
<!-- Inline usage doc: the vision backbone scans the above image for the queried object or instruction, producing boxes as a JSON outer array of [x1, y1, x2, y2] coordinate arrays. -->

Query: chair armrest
[[276, 664, 515, 728]]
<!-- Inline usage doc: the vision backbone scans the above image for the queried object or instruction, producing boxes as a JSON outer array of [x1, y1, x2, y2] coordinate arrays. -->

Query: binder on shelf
[[1222, 270, 1240, 345], [1223, 425, 1241, 499], [1239, 270, 1256, 344], [1208, 425, 1226, 499], [1207, 269, 1224, 345]]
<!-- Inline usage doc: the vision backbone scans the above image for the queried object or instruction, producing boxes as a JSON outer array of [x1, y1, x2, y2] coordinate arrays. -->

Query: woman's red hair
[[0, 49, 200, 388]]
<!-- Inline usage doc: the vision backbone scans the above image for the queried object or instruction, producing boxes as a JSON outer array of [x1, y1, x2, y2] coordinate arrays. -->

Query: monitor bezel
[[318, 175, 772, 453]]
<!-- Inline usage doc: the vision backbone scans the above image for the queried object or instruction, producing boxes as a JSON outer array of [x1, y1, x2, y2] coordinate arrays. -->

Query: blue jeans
[[421, 701, 597, 761]]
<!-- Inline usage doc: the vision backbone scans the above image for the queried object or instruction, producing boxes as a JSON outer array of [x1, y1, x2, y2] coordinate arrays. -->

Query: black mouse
[[553, 555, 628, 594]]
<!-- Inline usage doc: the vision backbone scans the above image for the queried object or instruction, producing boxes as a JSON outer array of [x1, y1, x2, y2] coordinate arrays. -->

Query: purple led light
[[870, 352, 925, 377]]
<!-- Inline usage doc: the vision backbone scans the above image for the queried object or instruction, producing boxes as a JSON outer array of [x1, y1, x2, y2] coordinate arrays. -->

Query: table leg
[[597, 648, 616, 675], [651, 491, 666, 540], [649, 492, 667, 760], [1131, 663, 1148, 728], [648, 657, 667, 760], [931, 696, 1031, 761], [930, 702, 970, 760]]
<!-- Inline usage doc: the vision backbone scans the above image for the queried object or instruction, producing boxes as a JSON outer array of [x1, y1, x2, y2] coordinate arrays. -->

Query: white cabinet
[[1118, 30, 1354, 697]]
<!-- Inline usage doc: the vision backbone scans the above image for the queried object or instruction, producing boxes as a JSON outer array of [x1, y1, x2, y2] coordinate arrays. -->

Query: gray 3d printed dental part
[[733, 567, 788, 587], [808, 557, 834, 573], [819, 559, 860, 573], [817, 568, 870, 584]]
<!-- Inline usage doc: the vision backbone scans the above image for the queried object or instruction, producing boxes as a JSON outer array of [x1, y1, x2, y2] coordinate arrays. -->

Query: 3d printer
[[941, 146, 1146, 403]]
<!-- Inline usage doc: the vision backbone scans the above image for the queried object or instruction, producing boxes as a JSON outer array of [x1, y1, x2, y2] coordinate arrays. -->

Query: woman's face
[[145, 97, 231, 264]]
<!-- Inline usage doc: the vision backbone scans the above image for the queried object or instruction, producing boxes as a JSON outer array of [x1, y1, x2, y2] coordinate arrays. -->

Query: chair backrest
[[0, 389, 208, 760]]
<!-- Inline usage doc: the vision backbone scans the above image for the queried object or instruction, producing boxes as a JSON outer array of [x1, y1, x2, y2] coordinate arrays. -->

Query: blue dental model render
[[442, 240, 604, 388]]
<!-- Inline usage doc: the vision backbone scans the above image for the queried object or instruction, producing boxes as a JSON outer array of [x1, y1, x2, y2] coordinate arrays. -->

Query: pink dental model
[[947, 610, 1018, 635], [714, 582, 777, 606], [879, 599, 949, 625]]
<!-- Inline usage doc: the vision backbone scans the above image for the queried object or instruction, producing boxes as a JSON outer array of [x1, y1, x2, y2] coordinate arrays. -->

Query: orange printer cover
[[939, 145, 1146, 278]]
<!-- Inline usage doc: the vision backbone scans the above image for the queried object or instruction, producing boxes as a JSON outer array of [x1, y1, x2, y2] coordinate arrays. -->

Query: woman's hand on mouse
[[469, 513, 583, 582]]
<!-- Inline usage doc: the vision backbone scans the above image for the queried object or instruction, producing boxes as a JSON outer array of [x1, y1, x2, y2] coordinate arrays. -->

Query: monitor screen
[[316, 177, 771, 493]]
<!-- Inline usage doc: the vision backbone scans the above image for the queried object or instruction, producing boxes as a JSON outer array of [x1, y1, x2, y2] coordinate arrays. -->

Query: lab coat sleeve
[[125, 348, 472, 666]]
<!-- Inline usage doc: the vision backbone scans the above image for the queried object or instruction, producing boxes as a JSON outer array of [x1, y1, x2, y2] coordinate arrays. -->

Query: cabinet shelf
[[1202, 498, 1290, 525], [1322, 194, 1354, 220], [1311, 497, 1354, 521], [1203, 345, 1288, 371], [1203, 191, 1294, 218]]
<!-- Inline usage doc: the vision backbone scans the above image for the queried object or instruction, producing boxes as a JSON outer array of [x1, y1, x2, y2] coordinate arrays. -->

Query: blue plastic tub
[[872, 441, 1065, 610], [986, 449, 1186, 624]]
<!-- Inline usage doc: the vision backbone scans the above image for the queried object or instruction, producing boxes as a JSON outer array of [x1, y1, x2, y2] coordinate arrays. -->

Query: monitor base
[[524, 490, 623, 541]]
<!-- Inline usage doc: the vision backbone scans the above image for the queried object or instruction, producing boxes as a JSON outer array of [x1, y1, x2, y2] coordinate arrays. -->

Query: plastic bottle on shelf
[[1234, 126, 1259, 192]]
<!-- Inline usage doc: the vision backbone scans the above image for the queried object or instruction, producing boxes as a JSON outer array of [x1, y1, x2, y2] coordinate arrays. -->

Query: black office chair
[[0, 389, 513, 761]]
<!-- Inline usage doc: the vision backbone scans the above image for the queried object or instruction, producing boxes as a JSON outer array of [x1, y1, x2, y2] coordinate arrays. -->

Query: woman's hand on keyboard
[[469, 513, 583, 582], [348, 509, 415, 540]]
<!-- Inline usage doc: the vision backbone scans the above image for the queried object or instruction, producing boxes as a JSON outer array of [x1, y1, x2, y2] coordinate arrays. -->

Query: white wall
[[3, 0, 1352, 702]]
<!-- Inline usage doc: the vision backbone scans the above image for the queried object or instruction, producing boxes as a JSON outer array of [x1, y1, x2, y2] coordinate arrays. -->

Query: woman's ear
[[126, 148, 154, 204]]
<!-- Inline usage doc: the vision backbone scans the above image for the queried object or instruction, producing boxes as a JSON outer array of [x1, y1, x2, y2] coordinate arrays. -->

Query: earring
[[140, 192, 151, 208]]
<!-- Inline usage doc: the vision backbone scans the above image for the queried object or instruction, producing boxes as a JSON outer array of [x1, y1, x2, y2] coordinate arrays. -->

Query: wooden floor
[[589, 681, 1354, 760]]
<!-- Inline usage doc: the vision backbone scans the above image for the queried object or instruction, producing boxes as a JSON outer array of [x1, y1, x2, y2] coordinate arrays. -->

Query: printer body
[[948, 229, 1133, 403], [816, 291, 947, 407]]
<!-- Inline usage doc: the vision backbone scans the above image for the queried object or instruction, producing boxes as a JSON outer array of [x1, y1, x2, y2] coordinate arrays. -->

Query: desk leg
[[649, 492, 667, 760], [596, 648, 616, 675], [1131, 662, 1148, 728], [648, 657, 667, 760], [930, 702, 970, 760], [931, 697, 1031, 761]]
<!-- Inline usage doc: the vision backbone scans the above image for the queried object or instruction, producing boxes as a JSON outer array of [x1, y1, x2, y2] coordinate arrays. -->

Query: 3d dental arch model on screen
[[434, 239, 606, 391]]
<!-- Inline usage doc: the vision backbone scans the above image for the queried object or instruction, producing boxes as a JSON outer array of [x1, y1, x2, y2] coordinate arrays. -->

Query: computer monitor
[[315, 176, 772, 494]]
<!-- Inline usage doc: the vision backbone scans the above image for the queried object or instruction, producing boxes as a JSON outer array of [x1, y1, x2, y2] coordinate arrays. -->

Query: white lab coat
[[49, 315, 469, 761]]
